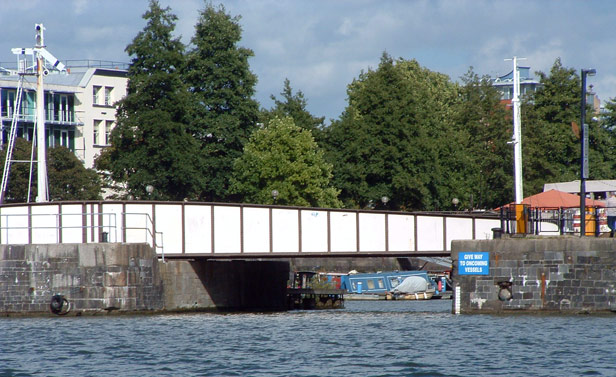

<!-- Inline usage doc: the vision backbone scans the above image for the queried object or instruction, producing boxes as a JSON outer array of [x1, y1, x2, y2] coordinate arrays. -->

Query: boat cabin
[[340, 271, 438, 294]]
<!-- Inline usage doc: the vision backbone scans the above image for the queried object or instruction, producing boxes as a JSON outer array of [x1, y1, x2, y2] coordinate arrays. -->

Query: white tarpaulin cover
[[391, 276, 429, 294]]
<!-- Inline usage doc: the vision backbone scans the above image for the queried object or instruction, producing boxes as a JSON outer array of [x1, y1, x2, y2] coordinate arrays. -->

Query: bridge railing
[[0, 207, 163, 255], [0, 201, 501, 257]]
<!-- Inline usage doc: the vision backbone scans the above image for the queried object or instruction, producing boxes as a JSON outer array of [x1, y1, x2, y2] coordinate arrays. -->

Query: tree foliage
[[230, 117, 341, 207], [261, 79, 325, 138], [184, 3, 259, 201], [96, 0, 204, 200], [1, 138, 101, 202], [522, 58, 616, 195], [452, 68, 513, 209], [323, 54, 462, 210], [95, 0, 616, 212], [48, 146, 102, 201]]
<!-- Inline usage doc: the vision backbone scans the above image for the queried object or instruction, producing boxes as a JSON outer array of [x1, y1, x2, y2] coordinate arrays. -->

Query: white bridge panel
[[154, 204, 182, 254], [359, 213, 385, 252], [243, 207, 269, 253], [213, 206, 241, 253], [184, 205, 211, 254], [475, 218, 500, 240], [31, 205, 59, 244], [330, 212, 356, 252], [301, 210, 327, 252], [0, 206, 29, 244], [272, 208, 299, 253], [60, 204, 85, 243], [388, 214, 414, 251], [417, 216, 444, 251], [125, 204, 153, 245], [446, 217, 473, 251], [101, 204, 122, 243], [0, 201, 499, 256]]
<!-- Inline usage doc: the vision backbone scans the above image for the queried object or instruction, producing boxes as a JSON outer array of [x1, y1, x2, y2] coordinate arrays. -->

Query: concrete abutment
[[452, 238, 616, 314], [0, 243, 289, 316]]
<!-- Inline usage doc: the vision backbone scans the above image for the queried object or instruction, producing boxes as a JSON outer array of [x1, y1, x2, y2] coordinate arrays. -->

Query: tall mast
[[35, 24, 48, 202], [506, 56, 525, 204]]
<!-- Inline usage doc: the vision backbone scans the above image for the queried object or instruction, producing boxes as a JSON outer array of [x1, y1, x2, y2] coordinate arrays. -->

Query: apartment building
[[0, 62, 127, 168], [491, 66, 540, 103]]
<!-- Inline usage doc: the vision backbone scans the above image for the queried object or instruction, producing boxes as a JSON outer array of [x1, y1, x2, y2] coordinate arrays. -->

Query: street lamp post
[[580, 68, 596, 237], [452, 197, 459, 211], [271, 189, 279, 204], [381, 196, 389, 208]]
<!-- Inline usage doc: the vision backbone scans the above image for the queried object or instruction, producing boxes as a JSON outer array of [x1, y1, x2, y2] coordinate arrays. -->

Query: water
[[1, 300, 615, 376]]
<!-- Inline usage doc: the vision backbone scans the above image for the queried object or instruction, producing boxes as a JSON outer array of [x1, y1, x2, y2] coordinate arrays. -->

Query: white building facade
[[0, 63, 127, 169]]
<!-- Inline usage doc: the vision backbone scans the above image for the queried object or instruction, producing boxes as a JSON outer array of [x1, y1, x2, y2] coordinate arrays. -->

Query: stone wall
[[452, 238, 616, 314], [0, 243, 164, 315]]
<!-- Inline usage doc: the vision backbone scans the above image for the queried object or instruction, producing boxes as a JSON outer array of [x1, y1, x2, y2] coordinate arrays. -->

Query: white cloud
[[337, 18, 353, 36], [2, 0, 616, 119], [72, 0, 88, 15]]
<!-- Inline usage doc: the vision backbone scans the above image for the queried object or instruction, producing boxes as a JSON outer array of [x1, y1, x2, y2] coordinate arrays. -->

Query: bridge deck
[[0, 201, 499, 257]]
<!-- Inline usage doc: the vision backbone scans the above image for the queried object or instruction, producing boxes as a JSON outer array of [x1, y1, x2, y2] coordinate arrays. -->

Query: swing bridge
[[0, 200, 501, 260]]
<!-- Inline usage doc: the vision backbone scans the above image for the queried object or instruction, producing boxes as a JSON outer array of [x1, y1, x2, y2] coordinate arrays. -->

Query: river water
[[1, 300, 615, 376]]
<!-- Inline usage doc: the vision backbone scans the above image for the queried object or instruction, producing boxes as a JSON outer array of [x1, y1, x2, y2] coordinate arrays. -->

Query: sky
[[1, 0, 614, 123]]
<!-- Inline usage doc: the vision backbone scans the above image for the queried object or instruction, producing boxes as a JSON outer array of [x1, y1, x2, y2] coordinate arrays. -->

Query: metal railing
[[124, 212, 164, 260], [499, 205, 608, 237], [0, 211, 164, 258], [0, 212, 117, 243]]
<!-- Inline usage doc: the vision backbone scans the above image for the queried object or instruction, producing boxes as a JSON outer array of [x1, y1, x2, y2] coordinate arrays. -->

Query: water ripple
[[1, 301, 616, 376]]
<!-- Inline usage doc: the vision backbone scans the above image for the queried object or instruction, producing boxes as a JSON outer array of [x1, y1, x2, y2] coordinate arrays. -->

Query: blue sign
[[458, 252, 490, 275]]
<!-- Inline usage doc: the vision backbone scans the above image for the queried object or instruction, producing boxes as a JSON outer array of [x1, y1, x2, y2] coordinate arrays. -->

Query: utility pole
[[580, 68, 596, 237]]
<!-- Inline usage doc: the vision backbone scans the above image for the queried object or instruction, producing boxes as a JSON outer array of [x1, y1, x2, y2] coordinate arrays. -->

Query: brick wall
[[452, 238, 616, 313]]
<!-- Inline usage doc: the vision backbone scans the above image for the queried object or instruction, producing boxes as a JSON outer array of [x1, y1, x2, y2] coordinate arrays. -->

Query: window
[[60, 130, 69, 147], [2, 89, 16, 118], [93, 120, 102, 145], [376, 278, 385, 289], [366, 280, 375, 289], [104, 87, 113, 106], [52, 94, 71, 122], [45, 93, 53, 121], [93, 85, 101, 105], [389, 277, 400, 288], [22, 91, 36, 121], [105, 121, 113, 145]]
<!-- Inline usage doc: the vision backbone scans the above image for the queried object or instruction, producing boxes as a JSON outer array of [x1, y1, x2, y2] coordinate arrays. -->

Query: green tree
[[96, 0, 205, 200], [601, 98, 616, 130], [453, 68, 512, 209], [261, 78, 325, 138], [521, 58, 616, 195], [589, 97, 616, 180], [0, 138, 36, 202], [48, 146, 102, 201], [1, 139, 102, 202], [323, 53, 459, 210], [230, 117, 341, 207], [522, 58, 580, 195], [183, 3, 259, 201]]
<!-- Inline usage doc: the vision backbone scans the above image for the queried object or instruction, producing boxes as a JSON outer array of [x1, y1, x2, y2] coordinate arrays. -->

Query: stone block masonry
[[452, 238, 616, 314], [1, 243, 291, 315], [0, 243, 164, 315]]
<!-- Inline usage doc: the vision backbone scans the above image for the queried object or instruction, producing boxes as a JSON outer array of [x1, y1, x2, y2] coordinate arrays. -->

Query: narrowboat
[[339, 271, 443, 300]]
